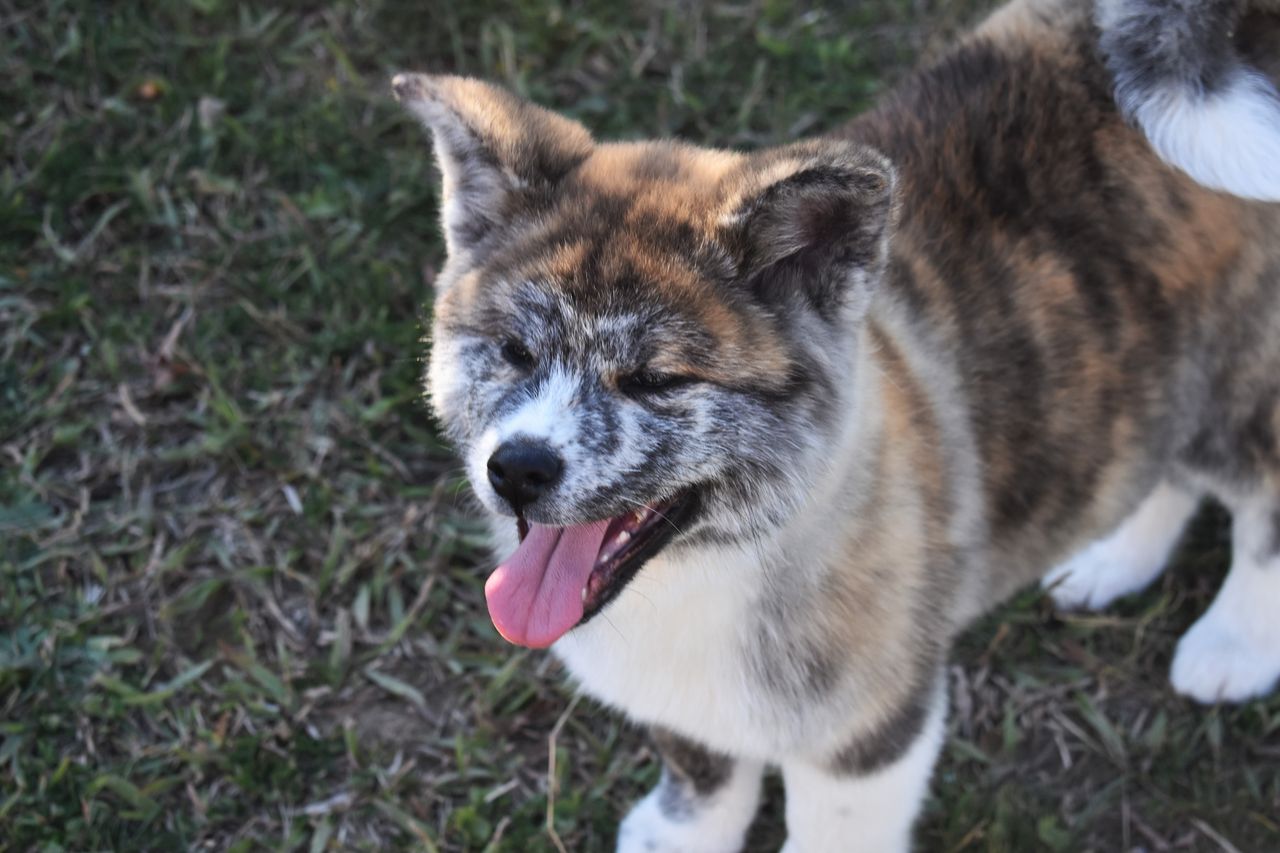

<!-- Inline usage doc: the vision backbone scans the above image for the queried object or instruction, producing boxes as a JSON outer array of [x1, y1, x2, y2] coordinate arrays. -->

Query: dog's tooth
[[615, 530, 631, 545], [581, 586, 587, 603]]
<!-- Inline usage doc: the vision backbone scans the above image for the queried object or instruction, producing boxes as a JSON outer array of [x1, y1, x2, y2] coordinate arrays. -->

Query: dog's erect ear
[[718, 140, 897, 313], [392, 73, 593, 259]]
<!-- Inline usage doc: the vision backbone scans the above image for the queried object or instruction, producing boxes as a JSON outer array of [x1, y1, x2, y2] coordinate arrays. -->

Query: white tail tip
[[1130, 71, 1280, 202]]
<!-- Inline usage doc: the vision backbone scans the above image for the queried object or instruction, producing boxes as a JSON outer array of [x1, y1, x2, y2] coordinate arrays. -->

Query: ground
[[2, 0, 1278, 850]]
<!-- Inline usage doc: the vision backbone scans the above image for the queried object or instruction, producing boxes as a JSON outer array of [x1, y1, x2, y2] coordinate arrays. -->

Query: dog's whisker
[[615, 495, 689, 537]]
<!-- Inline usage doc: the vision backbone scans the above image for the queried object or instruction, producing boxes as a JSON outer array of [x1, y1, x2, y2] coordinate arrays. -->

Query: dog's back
[[844, 0, 1280, 606]]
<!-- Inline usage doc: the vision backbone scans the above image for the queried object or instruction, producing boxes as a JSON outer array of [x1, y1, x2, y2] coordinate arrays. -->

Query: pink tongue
[[484, 520, 611, 648]]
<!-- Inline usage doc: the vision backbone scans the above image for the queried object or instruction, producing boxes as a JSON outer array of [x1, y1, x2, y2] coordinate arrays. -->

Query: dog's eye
[[500, 339, 535, 370], [620, 370, 692, 396]]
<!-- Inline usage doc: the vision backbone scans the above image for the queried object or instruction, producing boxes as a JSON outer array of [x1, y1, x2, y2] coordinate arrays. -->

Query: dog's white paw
[[616, 790, 743, 853], [1170, 615, 1280, 704], [616, 793, 681, 853], [1042, 541, 1164, 611], [1043, 482, 1197, 611]]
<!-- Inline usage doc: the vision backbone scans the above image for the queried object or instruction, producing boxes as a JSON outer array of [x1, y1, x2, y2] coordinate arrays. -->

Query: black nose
[[487, 440, 563, 510]]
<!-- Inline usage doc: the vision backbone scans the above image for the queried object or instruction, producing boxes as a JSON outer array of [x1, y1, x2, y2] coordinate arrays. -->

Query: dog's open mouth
[[484, 491, 698, 648]]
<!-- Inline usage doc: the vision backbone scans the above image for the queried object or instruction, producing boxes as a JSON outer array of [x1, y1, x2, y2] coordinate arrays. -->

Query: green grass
[[3, 0, 1278, 850]]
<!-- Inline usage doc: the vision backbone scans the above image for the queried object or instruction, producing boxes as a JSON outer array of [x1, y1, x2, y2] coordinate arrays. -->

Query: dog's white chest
[[552, 548, 800, 758]]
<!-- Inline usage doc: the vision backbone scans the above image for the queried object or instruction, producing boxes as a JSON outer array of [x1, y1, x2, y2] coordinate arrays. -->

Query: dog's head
[[395, 74, 897, 647]]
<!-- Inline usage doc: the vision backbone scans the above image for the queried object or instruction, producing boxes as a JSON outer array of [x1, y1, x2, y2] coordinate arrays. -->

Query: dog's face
[[395, 74, 896, 646]]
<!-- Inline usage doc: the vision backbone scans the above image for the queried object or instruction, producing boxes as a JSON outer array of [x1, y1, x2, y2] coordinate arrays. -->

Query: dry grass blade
[[1191, 818, 1245, 853], [546, 693, 582, 853]]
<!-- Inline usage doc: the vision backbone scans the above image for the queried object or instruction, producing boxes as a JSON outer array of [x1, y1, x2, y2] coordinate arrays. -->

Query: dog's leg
[[1042, 480, 1200, 610], [778, 677, 946, 853], [616, 728, 763, 853], [1171, 493, 1280, 703]]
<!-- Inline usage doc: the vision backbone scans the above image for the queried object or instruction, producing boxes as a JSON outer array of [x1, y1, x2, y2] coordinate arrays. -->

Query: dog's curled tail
[[1098, 0, 1280, 201]]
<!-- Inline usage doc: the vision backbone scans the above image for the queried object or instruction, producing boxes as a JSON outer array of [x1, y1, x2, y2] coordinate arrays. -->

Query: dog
[[394, 0, 1280, 848]]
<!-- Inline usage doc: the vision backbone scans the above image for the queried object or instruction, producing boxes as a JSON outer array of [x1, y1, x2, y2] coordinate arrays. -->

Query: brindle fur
[[398, 0, 1280, 848], [827, 671, 942, 777]]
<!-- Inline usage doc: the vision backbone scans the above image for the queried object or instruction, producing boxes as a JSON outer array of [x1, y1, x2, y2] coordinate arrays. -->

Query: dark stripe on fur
[[828, 671, 939, 776], [650, 727, 734, 819]]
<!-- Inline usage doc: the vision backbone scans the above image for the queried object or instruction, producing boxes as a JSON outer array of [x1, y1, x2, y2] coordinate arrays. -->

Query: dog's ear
[[392, 73, 593, 259], [717, 139, 897, 314]]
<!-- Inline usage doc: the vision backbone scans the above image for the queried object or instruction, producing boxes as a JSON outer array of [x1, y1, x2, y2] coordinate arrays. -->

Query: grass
[[2, 0, 1277, 850]]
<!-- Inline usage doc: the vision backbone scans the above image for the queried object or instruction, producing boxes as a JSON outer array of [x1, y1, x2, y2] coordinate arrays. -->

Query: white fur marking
[[1128, 71, 1280, 201], [1043, 481, 1199, 611], [778, 685, 946, 853], [494, 367, 581, 449], [1170, 497, 1280, 703]]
